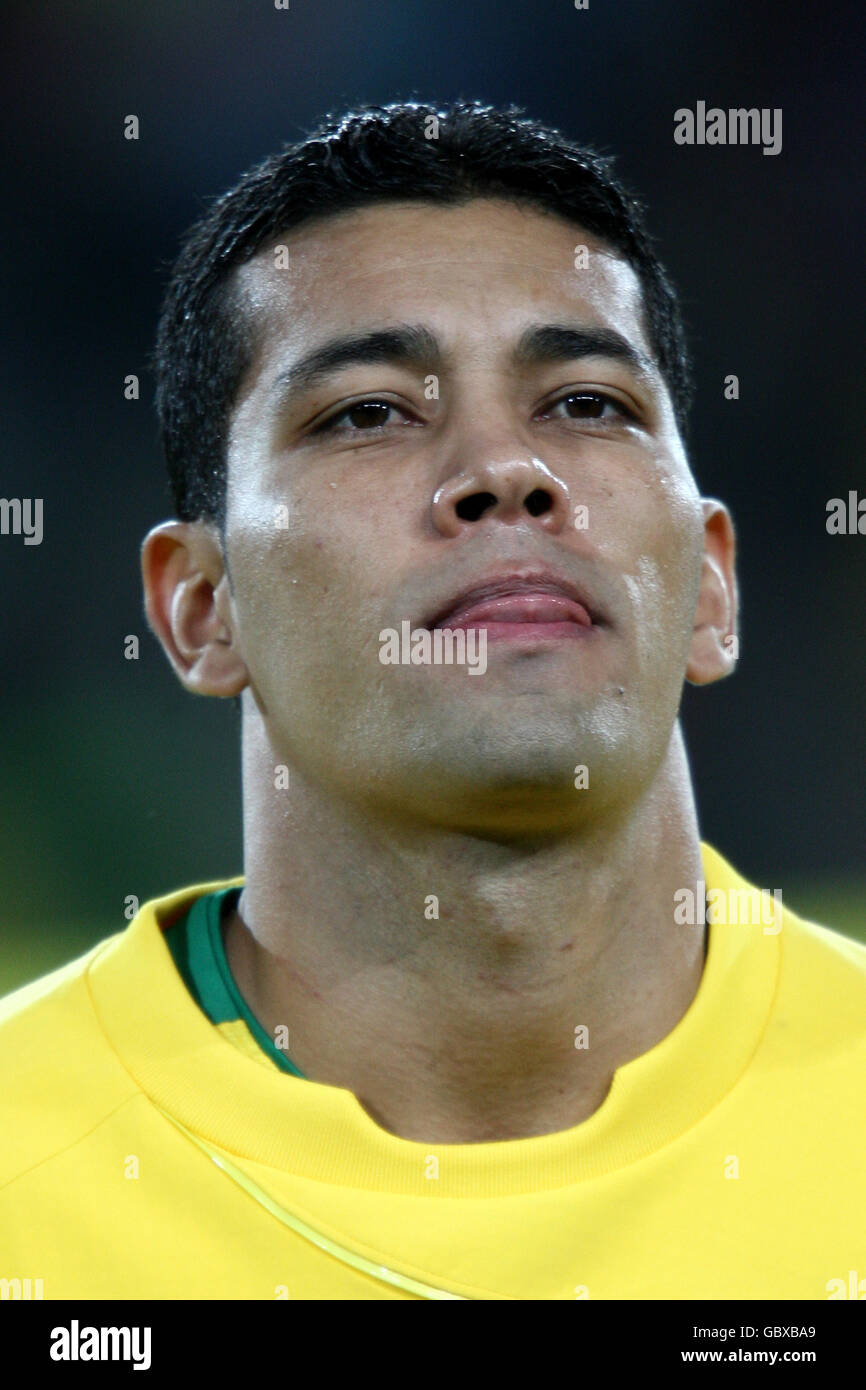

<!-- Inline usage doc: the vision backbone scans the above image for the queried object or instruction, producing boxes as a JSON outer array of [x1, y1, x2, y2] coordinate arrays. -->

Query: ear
[[685, 499, 739, 687], [141, 520, 249, 697]]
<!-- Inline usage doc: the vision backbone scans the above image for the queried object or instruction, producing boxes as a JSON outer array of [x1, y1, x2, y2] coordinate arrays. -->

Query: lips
[[425, 574, 602, 635]]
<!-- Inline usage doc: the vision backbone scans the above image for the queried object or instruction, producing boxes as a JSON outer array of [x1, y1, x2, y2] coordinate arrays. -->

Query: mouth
[[424, 571, 606, 642]]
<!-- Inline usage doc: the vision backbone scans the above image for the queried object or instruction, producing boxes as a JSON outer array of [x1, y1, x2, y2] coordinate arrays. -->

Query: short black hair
[[155, 99, 693, 528]]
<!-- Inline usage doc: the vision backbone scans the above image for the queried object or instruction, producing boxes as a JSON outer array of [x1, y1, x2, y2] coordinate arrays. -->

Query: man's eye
[[544, 391, 633, 422], [312, 399, 406, 434], [310, 390, 633, 436]]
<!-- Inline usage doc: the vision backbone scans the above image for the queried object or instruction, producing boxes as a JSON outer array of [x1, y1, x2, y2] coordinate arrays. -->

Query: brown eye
[[344, 401, 393, 429], [312, 398, 411, 435], [550, 391, 631, 421], [564, 393, 605, 418]]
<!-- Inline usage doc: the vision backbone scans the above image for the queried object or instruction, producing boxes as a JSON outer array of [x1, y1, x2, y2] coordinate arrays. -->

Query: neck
[[225, 721, 707, 1143]]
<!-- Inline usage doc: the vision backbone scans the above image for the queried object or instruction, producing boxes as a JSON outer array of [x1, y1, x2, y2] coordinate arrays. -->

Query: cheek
[[230, 519, 392, 695], [618, 552, 694, 728], [610, 469, 703, 653], [226, 440, 412, 686]]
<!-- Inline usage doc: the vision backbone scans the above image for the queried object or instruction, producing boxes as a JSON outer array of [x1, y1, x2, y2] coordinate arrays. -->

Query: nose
[[432, 456, 572, 538]]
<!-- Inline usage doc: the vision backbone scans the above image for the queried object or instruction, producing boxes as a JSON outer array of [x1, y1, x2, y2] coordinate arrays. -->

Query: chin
[[410, 722, 605, 798]]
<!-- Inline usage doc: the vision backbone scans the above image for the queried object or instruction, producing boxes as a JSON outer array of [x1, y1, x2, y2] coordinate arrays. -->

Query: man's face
[[223, 198, 708, 833]]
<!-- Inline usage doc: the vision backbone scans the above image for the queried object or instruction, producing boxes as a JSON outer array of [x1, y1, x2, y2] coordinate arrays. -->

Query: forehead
[[233, 198, 652, 370]]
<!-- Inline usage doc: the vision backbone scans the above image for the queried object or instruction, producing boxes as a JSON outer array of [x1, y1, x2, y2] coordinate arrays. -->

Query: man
[[1, 100, 863, 1301]]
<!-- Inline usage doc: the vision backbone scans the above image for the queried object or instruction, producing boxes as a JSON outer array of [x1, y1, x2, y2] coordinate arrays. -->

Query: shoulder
[[769, 904, 866, 1057], [0, 877, 241, 1190], [780, 906, 866, 992], [702, 842, 866, 1041], [0, 935, 138, 1188]]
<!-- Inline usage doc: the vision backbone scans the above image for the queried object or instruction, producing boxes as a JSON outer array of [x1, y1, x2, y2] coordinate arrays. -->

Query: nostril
[[524, 489, 553, 517], [455, 491, 497, 522]]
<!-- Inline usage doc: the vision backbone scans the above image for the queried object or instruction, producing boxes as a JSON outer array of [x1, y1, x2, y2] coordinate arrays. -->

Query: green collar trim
[[171, 888, 307, 1079]]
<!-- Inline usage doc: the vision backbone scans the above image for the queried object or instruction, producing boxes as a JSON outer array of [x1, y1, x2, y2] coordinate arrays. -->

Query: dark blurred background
[[2, 0, 864, 991]]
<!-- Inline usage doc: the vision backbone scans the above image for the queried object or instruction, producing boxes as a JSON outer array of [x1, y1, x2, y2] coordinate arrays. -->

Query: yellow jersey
[[1, 842, 864, 1300]]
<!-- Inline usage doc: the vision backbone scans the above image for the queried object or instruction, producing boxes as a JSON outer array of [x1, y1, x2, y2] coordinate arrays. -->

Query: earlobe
[[684, 500, 739, 687], [140, 519, 250, 697]]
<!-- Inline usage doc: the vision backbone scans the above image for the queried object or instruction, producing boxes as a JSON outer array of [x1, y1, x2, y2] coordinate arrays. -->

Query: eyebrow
[[269, 321, 656, 411]]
